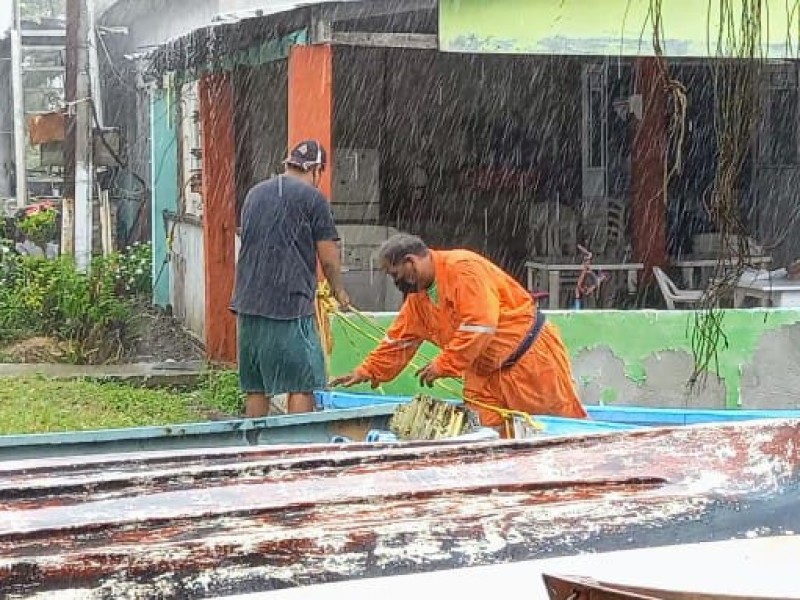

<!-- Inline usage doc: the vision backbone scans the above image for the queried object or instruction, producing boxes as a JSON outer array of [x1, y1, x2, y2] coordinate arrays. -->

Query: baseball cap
[[285, 140, 327, 171]]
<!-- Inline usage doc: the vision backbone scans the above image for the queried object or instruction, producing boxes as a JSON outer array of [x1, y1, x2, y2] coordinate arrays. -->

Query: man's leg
[[238, 314, 271, 418], [287, 392, 315, 414], [464, 374, 508, 435], [281, 316, 326, 414], [499, 322, 587, 419], [245, 393, 271, 417]]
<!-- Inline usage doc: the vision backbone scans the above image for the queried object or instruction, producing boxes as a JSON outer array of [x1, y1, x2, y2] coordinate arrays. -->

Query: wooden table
[[672, 255, 773, 289], [525, 260, 645, 309], [733, 277, 800, 308]]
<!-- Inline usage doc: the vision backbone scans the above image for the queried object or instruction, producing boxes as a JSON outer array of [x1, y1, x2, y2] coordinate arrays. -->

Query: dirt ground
[[1, 303, 205, 365], [127, 303, 205, 363]]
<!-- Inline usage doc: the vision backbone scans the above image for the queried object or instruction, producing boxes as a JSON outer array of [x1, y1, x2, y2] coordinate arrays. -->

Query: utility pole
[[87, 0, 103, 127], [64, 0, 78, 255], [10, 0, 27, 207], [66, 0, 93, 271]]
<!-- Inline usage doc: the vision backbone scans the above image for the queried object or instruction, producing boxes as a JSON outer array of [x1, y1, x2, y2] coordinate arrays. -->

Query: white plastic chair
[[653, 266, 705, 310]]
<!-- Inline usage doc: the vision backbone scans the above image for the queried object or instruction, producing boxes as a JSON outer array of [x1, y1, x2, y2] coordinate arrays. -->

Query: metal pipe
[[87, 0, 104, 127], [10, 0, 27, 205]]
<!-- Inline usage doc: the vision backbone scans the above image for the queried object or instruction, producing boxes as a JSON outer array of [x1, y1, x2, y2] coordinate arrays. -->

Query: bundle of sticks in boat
[[389, 395, 475, 441]]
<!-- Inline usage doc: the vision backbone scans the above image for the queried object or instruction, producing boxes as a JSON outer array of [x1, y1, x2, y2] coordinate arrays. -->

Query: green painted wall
[[149, 88, 179, 308], [329, 309, 800, 408], [439, 0, 800, 58]]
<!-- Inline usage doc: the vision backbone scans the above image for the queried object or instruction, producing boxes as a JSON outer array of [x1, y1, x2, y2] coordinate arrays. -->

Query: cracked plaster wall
[[331, 309, 800, 410]]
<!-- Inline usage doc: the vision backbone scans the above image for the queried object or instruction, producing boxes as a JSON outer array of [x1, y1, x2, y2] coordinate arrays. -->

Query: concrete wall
[[329, 308, 800, 410]]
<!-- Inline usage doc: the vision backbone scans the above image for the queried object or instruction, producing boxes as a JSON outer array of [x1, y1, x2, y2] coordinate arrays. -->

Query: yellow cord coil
[[315, 281, 338, 373]]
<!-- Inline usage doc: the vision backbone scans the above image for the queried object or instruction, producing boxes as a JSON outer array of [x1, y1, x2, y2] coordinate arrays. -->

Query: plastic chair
[[653, 266, 705, 310]]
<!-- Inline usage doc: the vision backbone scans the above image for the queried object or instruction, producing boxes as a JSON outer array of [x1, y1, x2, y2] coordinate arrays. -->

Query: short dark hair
[[378, 233, 430, 266]]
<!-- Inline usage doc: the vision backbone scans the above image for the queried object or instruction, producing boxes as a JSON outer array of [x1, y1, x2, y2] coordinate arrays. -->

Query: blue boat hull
[[1, 390, 798, 461], [0, 406, 638, 462], [317, 390, 800, 426]]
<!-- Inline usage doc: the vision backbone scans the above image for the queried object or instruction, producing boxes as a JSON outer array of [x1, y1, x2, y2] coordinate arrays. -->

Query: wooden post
[[199, 73, 238, 365], [631, 57, 669, 284]]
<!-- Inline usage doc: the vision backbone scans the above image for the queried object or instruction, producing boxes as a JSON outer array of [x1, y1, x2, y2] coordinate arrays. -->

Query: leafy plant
[[199, 369, 244, 415], [17, 206, 58, 248], [95, 242, 153, 298], [0, 240, 28, 341], [0, 251, 138, 363], [19, 0, 66, 20]]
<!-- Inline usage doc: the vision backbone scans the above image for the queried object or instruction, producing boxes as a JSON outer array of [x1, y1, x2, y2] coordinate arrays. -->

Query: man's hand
[[415, 363, 443, 388], [329, 371, 373, 388], [334, 286, 351, 312]]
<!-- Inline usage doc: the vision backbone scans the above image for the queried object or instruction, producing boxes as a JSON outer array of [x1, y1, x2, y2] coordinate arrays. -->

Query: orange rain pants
[[355, 249, 587, 429]]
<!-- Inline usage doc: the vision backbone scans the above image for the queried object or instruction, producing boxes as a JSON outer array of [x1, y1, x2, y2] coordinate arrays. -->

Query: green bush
[[17, 206, 58, 248], [0, 238, 27, 340], [0, 244, 153, 363], [95, 241, 153, 298]]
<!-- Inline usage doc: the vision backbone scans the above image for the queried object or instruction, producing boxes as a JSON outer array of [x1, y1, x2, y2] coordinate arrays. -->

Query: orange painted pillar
[[631, 57, 669, 284], [288, 42, 335, 296], [288, 44, 334, 199], [199, 73, 238, 365]]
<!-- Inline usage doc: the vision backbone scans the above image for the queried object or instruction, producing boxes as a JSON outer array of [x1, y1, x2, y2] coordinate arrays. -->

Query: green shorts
[[237, 314, 326, 395]]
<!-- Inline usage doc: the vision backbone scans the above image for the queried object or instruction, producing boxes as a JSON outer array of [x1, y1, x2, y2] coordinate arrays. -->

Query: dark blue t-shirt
[[230, 175, 339, 319]]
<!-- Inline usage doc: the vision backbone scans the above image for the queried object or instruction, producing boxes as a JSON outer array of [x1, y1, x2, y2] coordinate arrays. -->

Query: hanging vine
[[647, 1, 798, 387], [649, 0, 688, 199]]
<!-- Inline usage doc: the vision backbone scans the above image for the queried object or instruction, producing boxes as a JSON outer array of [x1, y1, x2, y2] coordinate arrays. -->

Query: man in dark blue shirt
[[231, 140, 349, 417]]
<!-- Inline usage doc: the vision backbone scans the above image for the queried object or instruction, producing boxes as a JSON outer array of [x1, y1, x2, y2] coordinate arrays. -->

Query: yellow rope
[[331, 306, 544, 434], [315, 281, 338, 374]]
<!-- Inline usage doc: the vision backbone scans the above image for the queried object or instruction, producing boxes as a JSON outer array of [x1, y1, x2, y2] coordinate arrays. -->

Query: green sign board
[[439, 0, 800, 58]]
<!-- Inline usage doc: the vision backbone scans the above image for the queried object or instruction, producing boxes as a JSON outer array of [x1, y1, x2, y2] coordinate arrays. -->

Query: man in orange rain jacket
[[330, 234, 587, 432]]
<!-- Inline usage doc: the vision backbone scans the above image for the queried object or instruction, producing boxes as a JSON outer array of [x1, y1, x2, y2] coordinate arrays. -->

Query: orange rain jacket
[[355, 249, 588, 428]]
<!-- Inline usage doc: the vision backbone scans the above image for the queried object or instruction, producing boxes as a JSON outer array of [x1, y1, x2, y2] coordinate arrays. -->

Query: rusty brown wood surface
[[2, 420, 800, 598]]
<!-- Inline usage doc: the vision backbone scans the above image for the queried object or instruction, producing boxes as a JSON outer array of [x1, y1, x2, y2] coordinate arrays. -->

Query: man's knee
[[245, 393, 270, 418]]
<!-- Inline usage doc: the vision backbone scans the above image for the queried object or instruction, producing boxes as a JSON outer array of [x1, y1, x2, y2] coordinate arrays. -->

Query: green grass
[[0, 371, 244, 435]]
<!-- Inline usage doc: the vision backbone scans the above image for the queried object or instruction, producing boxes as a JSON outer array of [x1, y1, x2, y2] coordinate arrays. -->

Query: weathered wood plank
[[1, 420, 799, 597]]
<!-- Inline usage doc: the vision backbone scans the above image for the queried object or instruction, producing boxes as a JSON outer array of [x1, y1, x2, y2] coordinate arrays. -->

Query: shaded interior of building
[[232, 48, 800, 280]]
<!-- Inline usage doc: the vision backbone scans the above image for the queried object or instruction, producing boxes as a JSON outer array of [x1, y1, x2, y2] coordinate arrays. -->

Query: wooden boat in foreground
[[1, 419, 799, 598], [219, 535, 800, 600], [543, 574, 793, 600]]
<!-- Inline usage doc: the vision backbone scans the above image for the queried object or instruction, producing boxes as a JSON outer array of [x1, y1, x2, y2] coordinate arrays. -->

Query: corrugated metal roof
[[142, 0, 435, 80], [100, 0, 390, 28]]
